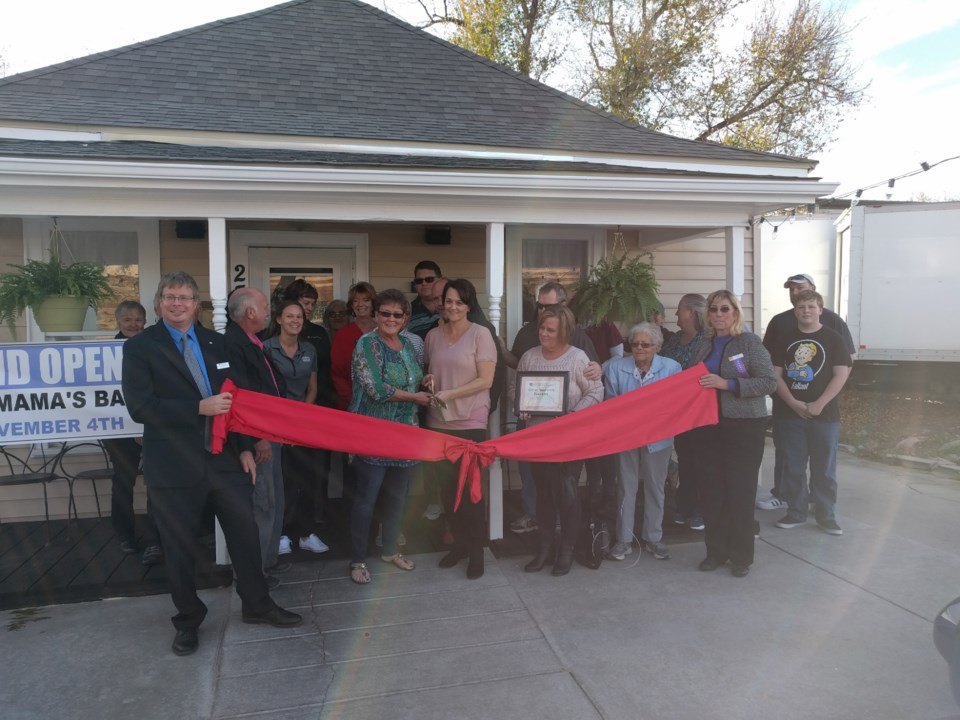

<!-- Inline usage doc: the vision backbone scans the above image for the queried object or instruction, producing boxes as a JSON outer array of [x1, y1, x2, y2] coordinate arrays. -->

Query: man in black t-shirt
[[759, 273, 856, 510], [771, 290, 852, 536]]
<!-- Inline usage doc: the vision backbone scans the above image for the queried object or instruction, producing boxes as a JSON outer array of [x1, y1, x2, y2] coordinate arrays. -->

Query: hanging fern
[[569, 253, 661, 327]]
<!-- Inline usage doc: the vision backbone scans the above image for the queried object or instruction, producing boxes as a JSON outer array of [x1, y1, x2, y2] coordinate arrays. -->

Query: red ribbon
[[212, 364, 717, 509]]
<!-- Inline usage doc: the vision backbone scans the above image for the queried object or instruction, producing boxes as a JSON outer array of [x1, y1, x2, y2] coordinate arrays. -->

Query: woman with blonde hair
[[689, 290, 776, 578], [516, 304, 604, 577]]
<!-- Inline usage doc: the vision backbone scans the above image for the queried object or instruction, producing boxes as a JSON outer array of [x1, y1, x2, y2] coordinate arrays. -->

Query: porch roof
[[0, 0, 810, 170]]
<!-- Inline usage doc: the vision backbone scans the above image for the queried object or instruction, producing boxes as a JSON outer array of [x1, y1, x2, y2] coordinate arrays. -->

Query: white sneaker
[[278, 535, 292, 555], [756, 495, 786, 511], [299, 534, 329, 554], [422, 503, 442, 520]]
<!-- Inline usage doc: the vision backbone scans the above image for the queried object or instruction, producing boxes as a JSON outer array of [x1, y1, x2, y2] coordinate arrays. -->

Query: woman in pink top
[[424, 278, 497, 579]]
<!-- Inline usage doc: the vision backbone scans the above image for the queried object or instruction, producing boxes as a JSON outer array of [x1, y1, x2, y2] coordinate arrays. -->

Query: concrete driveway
[[3, 446, 959, 720]]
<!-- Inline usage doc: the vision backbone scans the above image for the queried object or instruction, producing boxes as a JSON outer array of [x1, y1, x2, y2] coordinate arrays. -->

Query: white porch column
[[486, 222, 505, 540], [209, 217, 228, 332], [208, 217, 230, 563], [724, 225, 745, 298]]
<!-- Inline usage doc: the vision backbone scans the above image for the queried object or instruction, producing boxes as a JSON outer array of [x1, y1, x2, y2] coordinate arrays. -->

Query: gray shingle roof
[[0, 138, 798, 177], [0, 0, 808, 166]]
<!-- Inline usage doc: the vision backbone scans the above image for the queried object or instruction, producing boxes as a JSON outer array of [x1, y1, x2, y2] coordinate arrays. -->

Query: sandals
[[381, 553, 415, 571], [350, 562, 371, 584]]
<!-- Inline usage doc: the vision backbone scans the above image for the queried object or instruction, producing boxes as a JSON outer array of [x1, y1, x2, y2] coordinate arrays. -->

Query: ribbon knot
[[445, 440, 495, 510]]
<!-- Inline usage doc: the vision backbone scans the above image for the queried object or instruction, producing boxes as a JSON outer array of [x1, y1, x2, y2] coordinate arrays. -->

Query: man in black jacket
[[123, 272, 300, 657], [223, 288, 286, 583]]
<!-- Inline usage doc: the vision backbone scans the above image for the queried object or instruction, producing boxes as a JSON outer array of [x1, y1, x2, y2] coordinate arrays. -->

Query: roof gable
[[0, 0, 805, 166]]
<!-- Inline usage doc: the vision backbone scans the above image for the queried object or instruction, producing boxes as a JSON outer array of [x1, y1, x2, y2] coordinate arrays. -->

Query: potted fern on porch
[[0, 224, 114, 337], [569, 252, 662, 328]]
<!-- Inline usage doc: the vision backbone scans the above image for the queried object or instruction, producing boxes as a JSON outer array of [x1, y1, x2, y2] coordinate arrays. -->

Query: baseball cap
[[784, 273, 815, 288]]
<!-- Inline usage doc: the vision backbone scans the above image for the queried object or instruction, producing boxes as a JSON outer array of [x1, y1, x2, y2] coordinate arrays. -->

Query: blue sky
[[1, 0, 957, 200]]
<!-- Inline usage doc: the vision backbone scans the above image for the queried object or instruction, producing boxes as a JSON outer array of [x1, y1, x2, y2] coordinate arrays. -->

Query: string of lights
[[830, 153, 960, 200]]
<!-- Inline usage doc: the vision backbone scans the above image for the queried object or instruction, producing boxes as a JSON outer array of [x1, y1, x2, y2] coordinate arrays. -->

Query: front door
[[247, 246, 355, 499], [247, 246, 355, 320]]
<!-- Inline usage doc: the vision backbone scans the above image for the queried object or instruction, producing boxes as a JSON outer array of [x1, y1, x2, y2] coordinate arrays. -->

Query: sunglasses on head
[[378, 310, 406, 319], [413, 276, 437, 285]]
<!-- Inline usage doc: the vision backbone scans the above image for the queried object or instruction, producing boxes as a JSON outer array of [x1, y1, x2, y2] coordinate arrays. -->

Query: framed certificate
[[515, 371, 569, 416]]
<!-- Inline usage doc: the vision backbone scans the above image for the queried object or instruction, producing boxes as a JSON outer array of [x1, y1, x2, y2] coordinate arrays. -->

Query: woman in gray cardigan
[[690, 290, 776, 577]]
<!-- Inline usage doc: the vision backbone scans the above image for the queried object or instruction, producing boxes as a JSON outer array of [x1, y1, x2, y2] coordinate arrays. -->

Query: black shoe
[[172, 628, 198, 656], [551, 546, 574, 576], [119, 539, 138, 555], [699, 556, 725, 572], [466, 549, 484, 580], [242, 605, 302, 628], [141, 545, 163, 566], [524, 544, 553, 573], [731, 564, 750, 578], [438, 548, 468, 568]]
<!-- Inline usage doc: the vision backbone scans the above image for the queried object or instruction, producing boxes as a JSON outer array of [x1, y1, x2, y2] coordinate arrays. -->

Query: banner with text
[[0, 341, 141, 444]]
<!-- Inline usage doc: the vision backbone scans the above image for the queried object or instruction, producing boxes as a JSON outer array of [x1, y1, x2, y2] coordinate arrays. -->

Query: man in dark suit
[[123, 271, 301, 657]]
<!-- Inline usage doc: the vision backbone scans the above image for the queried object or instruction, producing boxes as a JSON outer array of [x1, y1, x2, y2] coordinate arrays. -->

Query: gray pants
[[251, 441, 284, 571], [617, 445, 672, 545]]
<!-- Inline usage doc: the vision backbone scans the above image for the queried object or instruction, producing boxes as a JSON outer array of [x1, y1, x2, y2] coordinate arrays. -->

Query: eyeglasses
[[708, 305, 734, 314], [630, 341, 656, 349], [413, 276, 437, 285], [161, 294, 195, 304], [536, 301, 564, 311], [377, 310, 406, 319]]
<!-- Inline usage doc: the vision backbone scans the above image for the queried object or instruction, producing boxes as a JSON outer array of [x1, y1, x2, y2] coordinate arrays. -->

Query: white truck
[[759, 200, 960, 394]]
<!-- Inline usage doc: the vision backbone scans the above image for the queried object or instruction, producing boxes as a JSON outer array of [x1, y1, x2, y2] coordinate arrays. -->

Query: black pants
[[149, 479, 272, 630], [585, 453, 618, 519], [532, 460, 583, 549], [432, 428, 487, 554], [673, 431, 701, 519], [282, 444, 327, 538], [102, 438, 157, 546], [694, 417, 766, 567]]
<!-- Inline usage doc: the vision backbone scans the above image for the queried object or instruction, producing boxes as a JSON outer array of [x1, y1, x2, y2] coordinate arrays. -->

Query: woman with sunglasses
[[322, 299, 350, 339], [332, 281, 377, 410], [690, 290, 776, 578], [347, 289, 432, 584], [423, 278, 497, 579]]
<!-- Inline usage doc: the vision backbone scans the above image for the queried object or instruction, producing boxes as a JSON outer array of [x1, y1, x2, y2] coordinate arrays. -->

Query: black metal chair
[[56, 441, 113, 520], [0, 444, 66, 541]]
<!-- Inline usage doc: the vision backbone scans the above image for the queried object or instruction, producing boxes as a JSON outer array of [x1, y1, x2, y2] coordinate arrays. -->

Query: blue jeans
[[350, 458, 413, 563], [777, 417, 840, 522]]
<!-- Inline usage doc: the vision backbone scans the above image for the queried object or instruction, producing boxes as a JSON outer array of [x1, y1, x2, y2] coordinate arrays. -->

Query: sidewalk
[[4, 448, 960, 719]]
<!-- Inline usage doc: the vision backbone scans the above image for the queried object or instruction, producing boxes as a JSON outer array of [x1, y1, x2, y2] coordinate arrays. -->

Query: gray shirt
[[262, 336, 317, 402]]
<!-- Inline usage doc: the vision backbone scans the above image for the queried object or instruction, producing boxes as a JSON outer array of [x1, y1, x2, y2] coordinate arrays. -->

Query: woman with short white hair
[[603, 322, 682, 561]]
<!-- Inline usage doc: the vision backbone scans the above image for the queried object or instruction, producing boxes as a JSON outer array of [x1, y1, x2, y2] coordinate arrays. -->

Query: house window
[[521, 239, 588, 323], [59, 230, 139, 330], [267, 267, 335, 321]]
